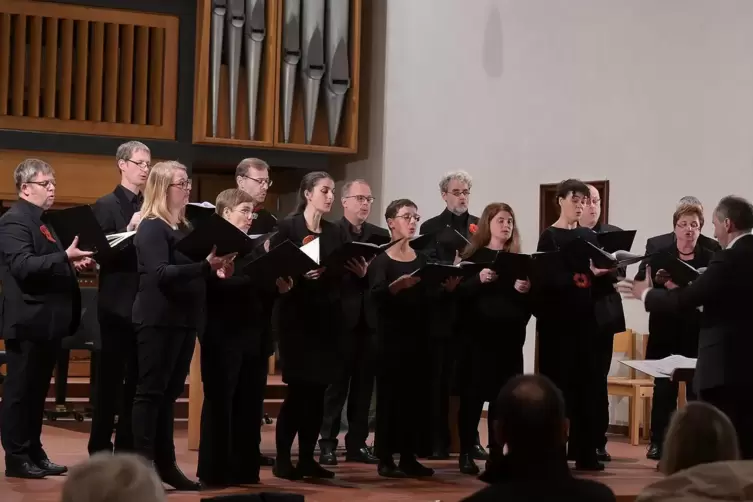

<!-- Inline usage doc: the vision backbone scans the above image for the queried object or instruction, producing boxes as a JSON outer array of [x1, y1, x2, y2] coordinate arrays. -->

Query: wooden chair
[[607, 330, 654, 446]]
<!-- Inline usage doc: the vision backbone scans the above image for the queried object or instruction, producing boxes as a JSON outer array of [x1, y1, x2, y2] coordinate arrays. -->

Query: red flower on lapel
[[302, 234, 315, 245], [469, 223, 478, 234], [39, 225, 56, 243], [573, 273, 590, 289]]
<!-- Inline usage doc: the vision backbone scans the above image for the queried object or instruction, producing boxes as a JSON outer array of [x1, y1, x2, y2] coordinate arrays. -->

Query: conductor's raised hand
[[442, 276, 463, 292], [344, 257, 369, 278], [65, 236, 94, 262], [304, 267, 326, 280], [388, 274, 420, 294], [276, 276, 294, 294]]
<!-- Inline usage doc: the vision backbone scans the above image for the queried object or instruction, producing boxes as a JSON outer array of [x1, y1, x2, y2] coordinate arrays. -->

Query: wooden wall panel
[[0, 0, 179, 140]]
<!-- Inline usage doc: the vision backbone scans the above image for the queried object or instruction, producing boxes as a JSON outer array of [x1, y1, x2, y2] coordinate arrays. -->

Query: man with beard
[[318, 179, 389, 466], [418, 171, 486, 461], [235, 157, 277, 467]]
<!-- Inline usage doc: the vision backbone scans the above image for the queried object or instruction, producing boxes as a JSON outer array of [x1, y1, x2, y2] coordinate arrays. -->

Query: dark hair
[[384, 198, 417, 223], [555, 178, 589, 203], [291, 171, 333, 216], [715, 196, 753, 233], [462, 202, 521, 259], [495, 374, 566, 458]]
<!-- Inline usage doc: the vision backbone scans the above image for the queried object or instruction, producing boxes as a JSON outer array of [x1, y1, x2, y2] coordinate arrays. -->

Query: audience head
[[673, 203, 704, 249], [713, 195, 753, 249], [554, 179, 589, 225], [341, 179, 375, 225], [385, 199, 419, 240], [660, 401, 740, 475], [581, 184, 602, 229], [494, 374, 568, 461], [14, 158, 56, 210], [292, 171, 335, 216], [439, 171, 472, 215], [216, 188, 255, 233], [61, 453, 165, 502], [116, 141, 151, 190], [463, 202, 520, 259], [141, 161, 191, 227], [235, 158, 271, 205]]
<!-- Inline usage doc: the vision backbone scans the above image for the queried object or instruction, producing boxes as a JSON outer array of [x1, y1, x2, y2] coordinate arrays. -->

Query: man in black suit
[[0, 159, 95, 478], [318, 179, 388, 466], [235, 157, 278, 467], [88, 141, 150, 455], [418, 171, 484, 461], [581, 184, 626, 462], [620, 195, 753, 459], [464, 374, 615, 502]]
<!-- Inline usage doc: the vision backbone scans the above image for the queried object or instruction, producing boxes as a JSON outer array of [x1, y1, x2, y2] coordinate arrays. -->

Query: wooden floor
[[0, 419, 662, 502]]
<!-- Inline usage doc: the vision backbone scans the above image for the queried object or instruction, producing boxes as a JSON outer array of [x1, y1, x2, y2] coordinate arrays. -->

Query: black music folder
[[366, 232, 392, 246], [650, 252, 703, 287], [491, 251, 532, 280], [323, 239, 401, 275], [566, 238, 647, 270], [410, 226, 470, 253], [410, 261, 486, 286], [597, 230, 637, 254], [43, 205, 111, 255], [527, 251, 566, 284], [176, 213, 258, 262], [243, 240, 319, 284], [185, 202, 216, 225]]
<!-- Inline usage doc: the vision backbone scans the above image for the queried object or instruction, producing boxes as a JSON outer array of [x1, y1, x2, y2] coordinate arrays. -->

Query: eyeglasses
[[446, 190, 470, 197], [585, 198, 601, 206], [170, 180, 192, 191], [676, 222, 700, 230], [233, 207, 254, 216], [127, 159, 151, 171], [344, 195, 375, 204], [241, 175, 273, 188], [396, 214, 421, 222], [26, 179, 56, 189]]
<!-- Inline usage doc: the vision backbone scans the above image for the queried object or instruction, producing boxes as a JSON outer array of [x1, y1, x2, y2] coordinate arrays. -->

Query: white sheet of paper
[[188, 201, 216, 209], [106, 230, 136, 248], [620, 355, 697, 379], [300, 238, 320, 264]]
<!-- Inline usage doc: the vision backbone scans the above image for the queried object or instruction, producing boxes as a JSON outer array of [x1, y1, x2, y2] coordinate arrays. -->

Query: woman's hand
[[442, 276, 463, 292], [206, 246, 237, 271], [344, 257, 369, 278], [514, 278, 531, 294], [589, 259, 614, 277], [216, 260, 235, 279], [303, 267, 326, 280], [479, 268, 497, 284], [276, 276, 294, 294], [453, 251, 462, 265], [388, 274, 420, 294]]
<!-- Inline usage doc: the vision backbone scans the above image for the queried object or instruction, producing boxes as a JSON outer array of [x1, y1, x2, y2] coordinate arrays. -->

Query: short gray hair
[[439, 170, 472, 193], [715, 195, 753, 232], [342, 179, 370, 197], [14, 158, 54, 192], [236, 158, 270, 178], [115, 141, 150, 165], [61, 453, 165, 502], [678, 196, 702, 208]]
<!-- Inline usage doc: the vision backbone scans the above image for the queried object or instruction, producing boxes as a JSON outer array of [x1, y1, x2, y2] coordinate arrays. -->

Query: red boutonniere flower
[[302, 234, 315, 245], [469, 223, 478, 234], [39, 225, 56, 243], [573, 273, 590, 289]]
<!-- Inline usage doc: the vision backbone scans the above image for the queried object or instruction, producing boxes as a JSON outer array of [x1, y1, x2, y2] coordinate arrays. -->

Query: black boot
[[459, 453, 480, 475], [318, 442, 338, 466], [157, 462, 201, 491], [272, 457, 301, 481], [646, 443, 661, 460]]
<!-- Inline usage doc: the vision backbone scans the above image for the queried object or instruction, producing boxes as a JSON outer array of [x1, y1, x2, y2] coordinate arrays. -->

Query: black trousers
[[88, 314, 138, 455], [458, 390, 497, 455], [650, 378, 696, 446], [700, 385, 753, 460], [1, 339, 60, 462], [594, 332, 614, 449], [275, 381, 326, 462], [131, 326, 195, 466], [426, 338, 453, 453], [197, 341, 267, 482], [319, 331, 375, 452]]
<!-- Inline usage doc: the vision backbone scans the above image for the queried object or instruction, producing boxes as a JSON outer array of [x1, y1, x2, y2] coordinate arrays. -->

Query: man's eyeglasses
[[241, 175, 273, 188], [396, 214, 421, 222], [126, 159, 151, 171], [344, 195, 375, 204], [446, 190, 471, 197], [26, 179, 56, 189]]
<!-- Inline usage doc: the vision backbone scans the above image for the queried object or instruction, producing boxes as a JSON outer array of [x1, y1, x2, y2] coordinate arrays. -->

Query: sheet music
[[300, 237, 320, 264], [106, 231, 136, 248], [620, 355, 697, 379], [188, 201, 216, 209]]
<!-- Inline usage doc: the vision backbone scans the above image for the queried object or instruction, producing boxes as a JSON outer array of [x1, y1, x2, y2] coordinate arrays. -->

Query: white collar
[[727, 232, 752, 249]]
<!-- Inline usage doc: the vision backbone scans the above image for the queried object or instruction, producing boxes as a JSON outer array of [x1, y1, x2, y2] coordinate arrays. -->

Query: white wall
[[343, 0, 753, 423]]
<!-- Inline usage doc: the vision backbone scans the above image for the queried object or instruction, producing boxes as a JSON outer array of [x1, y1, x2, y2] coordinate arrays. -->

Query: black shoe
[[596, 448, 612, 462], [297, 459, 335, 479], [157, 463, 201, 491], [345, 447, 379, 464], [272, 459, 301, 481], [378, 459, 406, 478], [5, 458, 47, 479], [427, 449, 450, 460], [32, 456, 68, 476], [260, 454, 275, 467], [646, 443, 661, 461], [399, 456, 434, 477], [470, 445, 490, 461], [318, 445, 338, 466], [459, 453, 480, 475], [574, 459, 605, 472]]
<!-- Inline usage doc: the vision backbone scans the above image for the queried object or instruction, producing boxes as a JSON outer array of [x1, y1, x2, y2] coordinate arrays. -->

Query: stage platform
[[0, 419, 662, 502]]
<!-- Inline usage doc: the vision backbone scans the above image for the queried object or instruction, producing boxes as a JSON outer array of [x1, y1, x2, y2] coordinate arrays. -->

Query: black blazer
[[132, 218, 211, 330], [644, 234, 753, 391], [419, 208, 479, 264], [0, 199, 81, 343], [251, 207, 279, 235], [636, 232, 720, 280], [338, 217, 390, 334], [92, 186, 141, 320]]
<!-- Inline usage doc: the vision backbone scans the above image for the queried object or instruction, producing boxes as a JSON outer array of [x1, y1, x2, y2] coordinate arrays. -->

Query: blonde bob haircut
[[141, 160, 189, 229]]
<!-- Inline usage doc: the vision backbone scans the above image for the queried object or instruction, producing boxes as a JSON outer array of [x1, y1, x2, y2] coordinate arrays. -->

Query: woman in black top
[[270, 172, 353, 480], [534, 179, 611, 471], [369, 199, 461, 478], [196, 189, 291, 487], [639, 203, 712, 460], [131, 161, 234, 490], [456, 202, 532, 475]]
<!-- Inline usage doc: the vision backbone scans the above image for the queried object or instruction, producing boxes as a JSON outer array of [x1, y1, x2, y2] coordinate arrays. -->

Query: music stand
[[670, 367, 695, 409]]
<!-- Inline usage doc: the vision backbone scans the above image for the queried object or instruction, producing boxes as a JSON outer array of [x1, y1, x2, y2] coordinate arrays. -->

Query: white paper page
[[620, 360, 667, 378], [300, 237, 320, 264], [653, 355, 697, 376], [188, 201, 216, 209]]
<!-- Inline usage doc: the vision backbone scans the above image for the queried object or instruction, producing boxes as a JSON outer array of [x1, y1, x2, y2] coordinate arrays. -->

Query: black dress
[[369, 252, 434, 463], [456, 247, 532, 454]]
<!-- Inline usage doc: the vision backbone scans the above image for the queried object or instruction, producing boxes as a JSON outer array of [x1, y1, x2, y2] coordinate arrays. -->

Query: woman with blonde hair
[[455, 202, 532, 475], [131, 161, 233, 490]]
